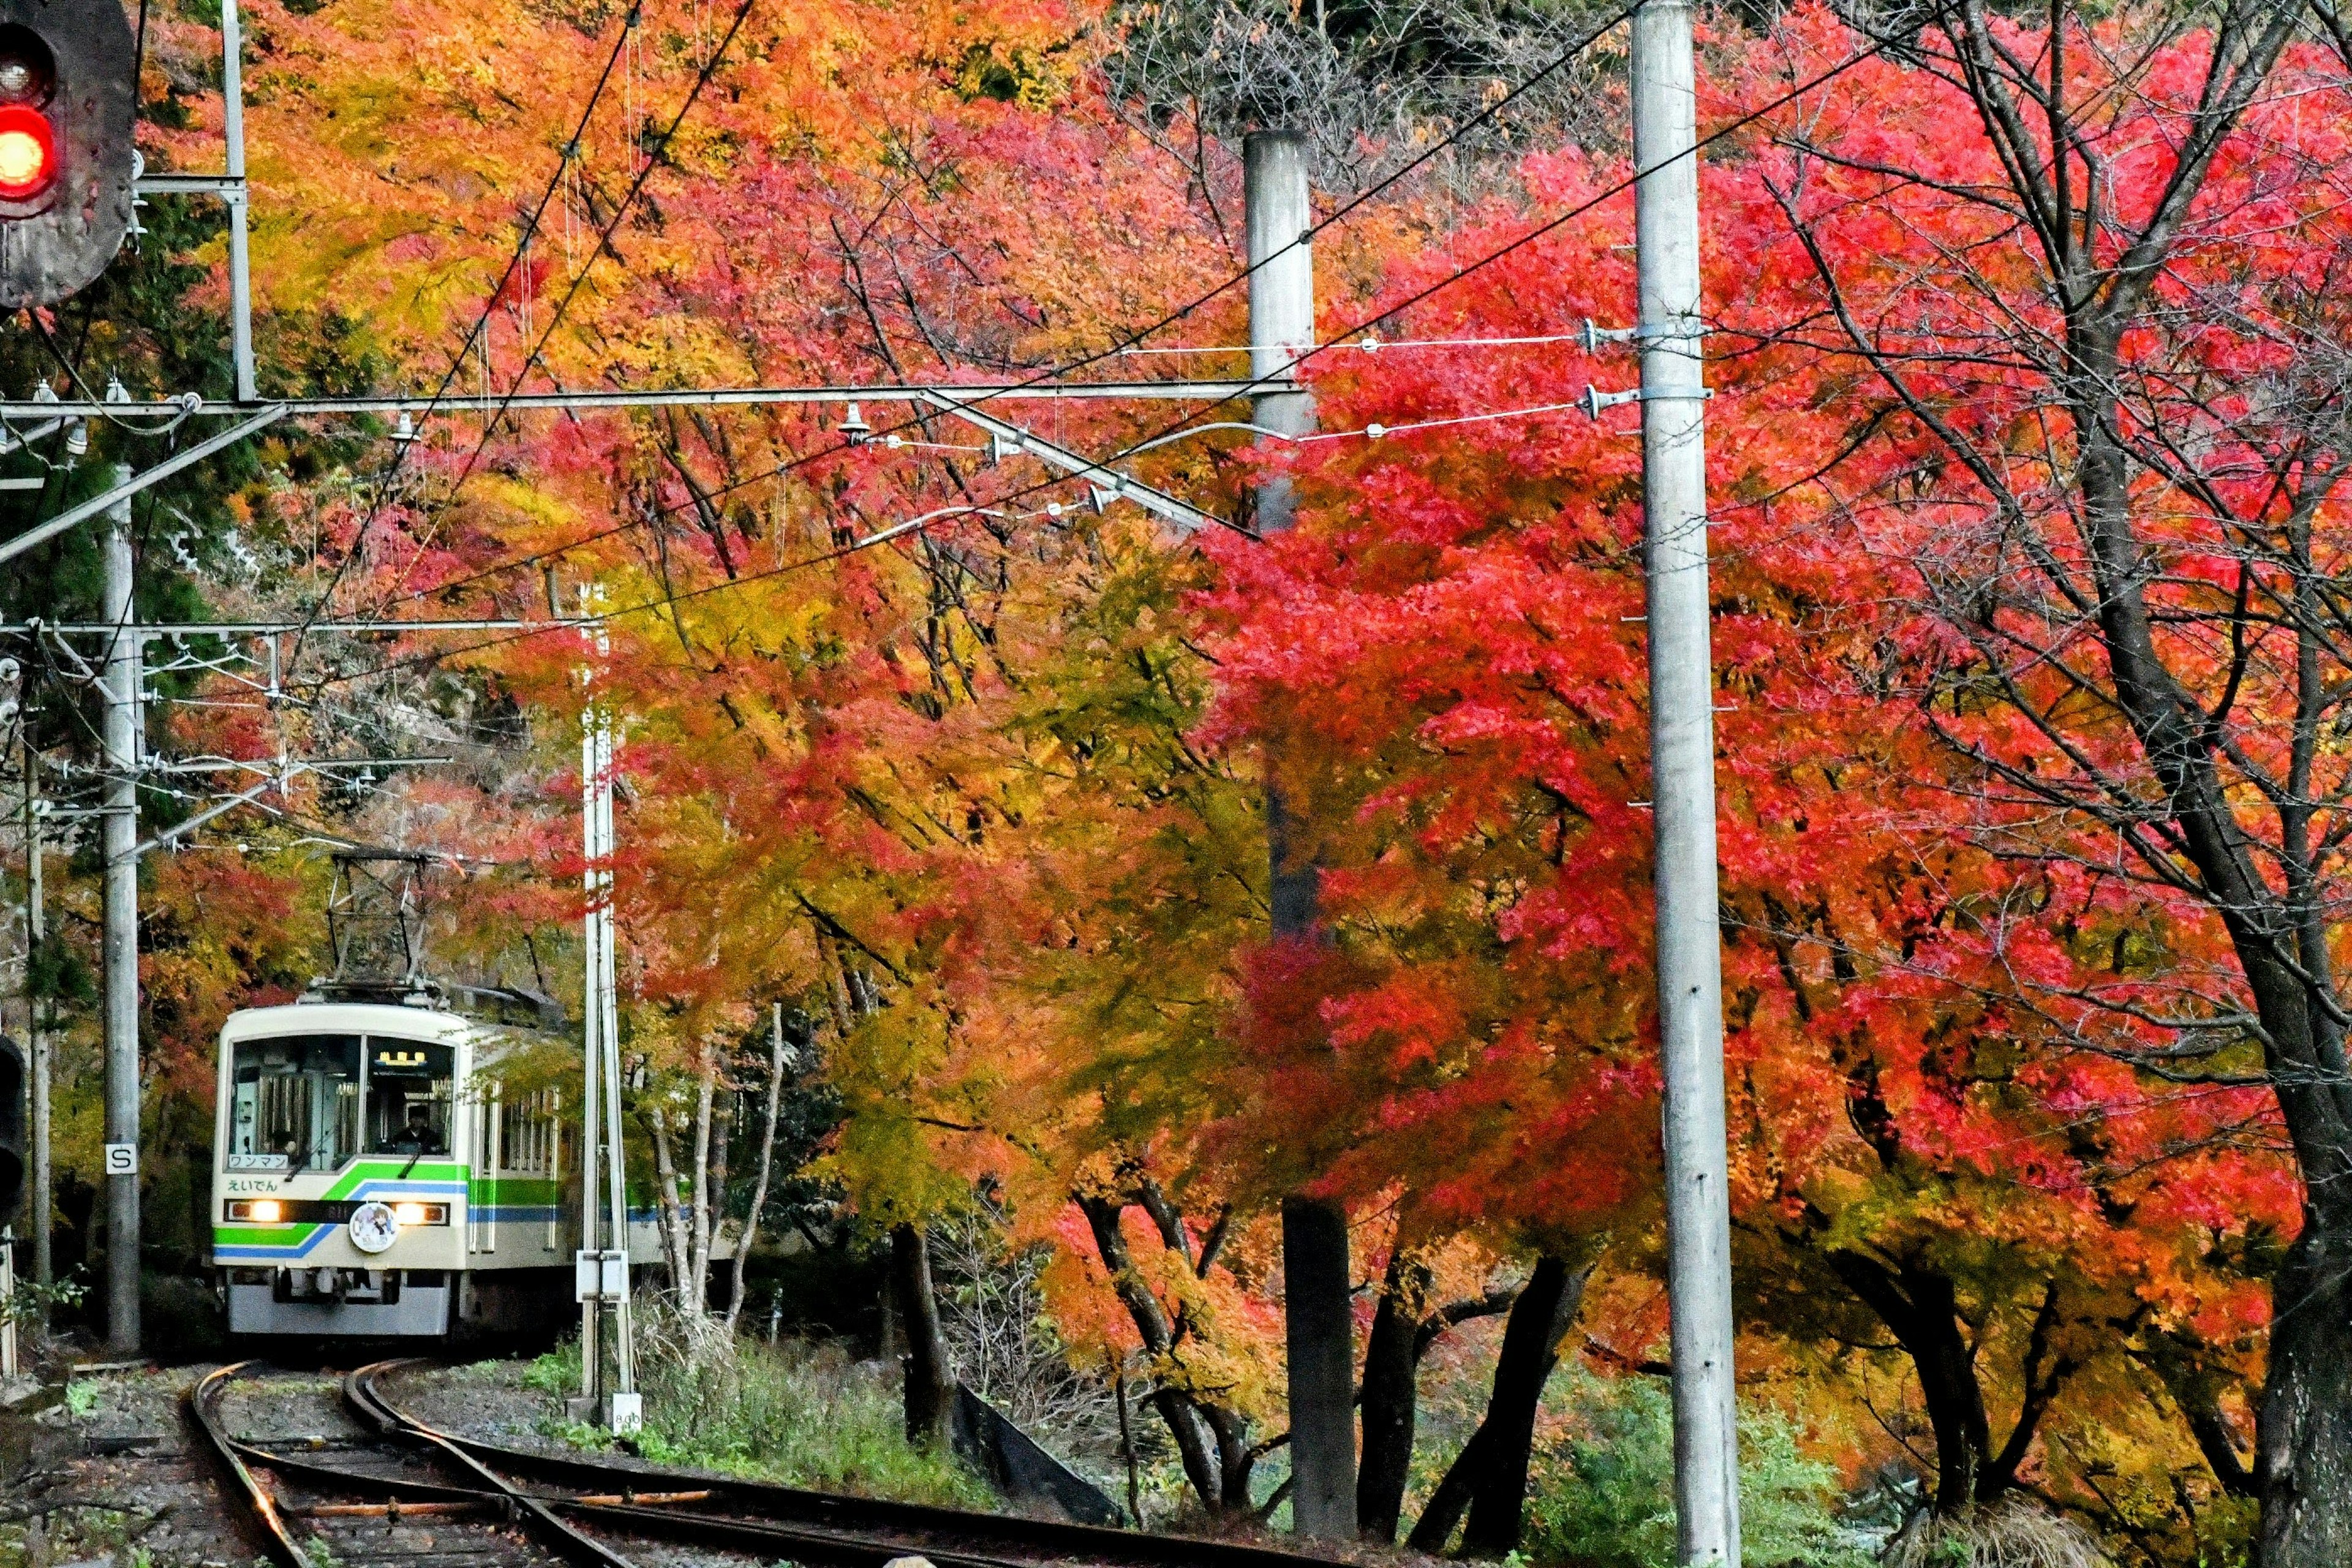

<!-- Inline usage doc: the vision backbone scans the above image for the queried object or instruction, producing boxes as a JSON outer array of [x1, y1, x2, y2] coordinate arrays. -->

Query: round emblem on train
[[348, 1199, 399, 1254]]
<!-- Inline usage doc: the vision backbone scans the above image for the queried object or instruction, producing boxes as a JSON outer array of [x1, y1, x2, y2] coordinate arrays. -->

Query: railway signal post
[[0, 0, 137, 308]]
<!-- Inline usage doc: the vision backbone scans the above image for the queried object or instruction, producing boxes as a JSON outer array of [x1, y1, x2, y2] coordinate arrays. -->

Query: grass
[[524, 1327, 993, 1509]]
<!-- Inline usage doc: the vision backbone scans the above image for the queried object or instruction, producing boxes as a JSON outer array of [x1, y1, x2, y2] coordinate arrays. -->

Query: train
[[208, 985, 649, 1340]]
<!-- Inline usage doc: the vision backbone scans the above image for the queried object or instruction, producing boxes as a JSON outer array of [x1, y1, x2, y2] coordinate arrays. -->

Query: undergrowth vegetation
[[1519, 1372, 1874, 1568], [524, 1322, 992, 1508]]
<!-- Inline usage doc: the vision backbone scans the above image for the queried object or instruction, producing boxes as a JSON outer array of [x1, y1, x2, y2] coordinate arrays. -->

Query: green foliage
[[1, 1269, 86, 1327], [1523, 1373, 1869, 1568], [63, 1379, 99, 1417], [526, 1334, 992, 1508]]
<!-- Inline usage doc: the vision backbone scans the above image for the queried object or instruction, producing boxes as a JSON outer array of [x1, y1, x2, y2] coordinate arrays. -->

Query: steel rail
[[347, 1360, 1039, 1568], [344, 1362, 638, 1568], [187, 1362, 344, 1568], [349, 1359, 1340, 1568]]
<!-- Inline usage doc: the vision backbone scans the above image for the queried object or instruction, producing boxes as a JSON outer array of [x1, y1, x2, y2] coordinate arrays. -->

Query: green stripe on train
[[469, 1177, 562, 1203], [322, 1159, 468, 1197]]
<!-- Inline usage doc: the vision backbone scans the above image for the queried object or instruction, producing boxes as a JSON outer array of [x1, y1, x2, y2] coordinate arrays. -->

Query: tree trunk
[[1077, 1193, 1235, 1511], [2259, 1222, 2352, 1566], [1407, 1254, 1588, 1556], [725, 1005, 793, 1330], [686, 1048, 718, 1313], [1283, 1194, 1356, 1537], [1356, 1247, 1425, 1542], [642, 1104, 693, 1291], [892, 1223, 956, 1447], [1462, 1255, 1588, 1555], [1407, 1425, 1488, 1554], [1828, 1254, 1989, 1512]]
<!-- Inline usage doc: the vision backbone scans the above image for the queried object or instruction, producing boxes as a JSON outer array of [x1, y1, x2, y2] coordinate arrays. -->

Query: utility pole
[[1246, 128, 1354, 1540], [100, 467, 143, 1355], [221, 0, 257, 403], [572, 591, 638, 1431], [24, 738, 47, 1293], [1632, 1, 1741, 1561]]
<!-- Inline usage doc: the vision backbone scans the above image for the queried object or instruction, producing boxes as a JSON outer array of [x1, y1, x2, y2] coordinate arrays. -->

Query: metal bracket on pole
[[913, 390, 1229, 536], [1581, 383, 1711, 418], [0, 405, 287, 566], [1581, 318, 1642, 352]]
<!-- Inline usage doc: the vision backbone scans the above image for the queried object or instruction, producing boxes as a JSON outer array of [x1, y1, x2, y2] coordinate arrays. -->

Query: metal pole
[[24, 741, 46, 1292], [100, 469, 143, 1355], [1632, 2, 1740, 1561], [577, 688, 603, 1408], [221, 0, 257, 403], [597, 709, 636, 1415], [1245, 129, 1354, 1540]]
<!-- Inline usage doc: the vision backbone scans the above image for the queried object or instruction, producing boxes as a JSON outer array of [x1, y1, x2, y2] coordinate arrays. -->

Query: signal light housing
[[0, 0, 134, 307]]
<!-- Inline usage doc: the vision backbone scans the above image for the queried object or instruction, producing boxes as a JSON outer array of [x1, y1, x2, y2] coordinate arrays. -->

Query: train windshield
[[228, 1035, 363, 1172], [366, 1039, 456, 1156]]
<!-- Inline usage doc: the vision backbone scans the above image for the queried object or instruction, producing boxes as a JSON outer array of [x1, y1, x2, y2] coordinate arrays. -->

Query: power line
[[339, 0, 1648, 617], [347, 0, 764, 625], [290, 28, 1894, 700], [288, 4, 644, 653]]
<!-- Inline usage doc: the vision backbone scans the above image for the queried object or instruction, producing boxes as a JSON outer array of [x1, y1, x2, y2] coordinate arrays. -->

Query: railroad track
[[191, 1360, 1336, 1568]]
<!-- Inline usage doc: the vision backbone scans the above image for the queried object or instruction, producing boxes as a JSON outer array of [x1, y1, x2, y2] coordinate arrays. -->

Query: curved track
[[193, 1360, 1338, 1568]]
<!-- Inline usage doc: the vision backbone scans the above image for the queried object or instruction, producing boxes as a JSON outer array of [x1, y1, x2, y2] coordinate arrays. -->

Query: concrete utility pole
[[24, 739, 47, 1292], [100, 468, 143, 1355], [1632, 1, 1741, 1561], [1246, 129, 1355, 1540]]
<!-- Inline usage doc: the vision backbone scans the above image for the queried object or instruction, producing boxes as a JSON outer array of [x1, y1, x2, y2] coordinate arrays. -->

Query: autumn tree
[[1744, 2, 2352, 1559]]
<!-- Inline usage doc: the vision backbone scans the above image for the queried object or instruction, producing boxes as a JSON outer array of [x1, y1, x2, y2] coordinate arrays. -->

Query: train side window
[[366, 1039, 456, 1155], [228, 1035, 362, 1172]]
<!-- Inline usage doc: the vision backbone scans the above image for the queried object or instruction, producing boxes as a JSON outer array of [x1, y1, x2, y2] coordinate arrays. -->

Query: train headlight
[[393, 1202, 426, 1225], [251, 1199, 281, 1223]]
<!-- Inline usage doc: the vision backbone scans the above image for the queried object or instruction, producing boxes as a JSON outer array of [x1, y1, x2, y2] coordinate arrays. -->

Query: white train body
[[209, 995, 654, 1338]]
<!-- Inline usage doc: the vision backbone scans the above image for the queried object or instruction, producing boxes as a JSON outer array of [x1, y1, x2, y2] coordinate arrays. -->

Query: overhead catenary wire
[[285, 2, 645, 655], [283, 26, 1895, 702], [352, 0, 763, 619], [348, 0, 1651, 612]]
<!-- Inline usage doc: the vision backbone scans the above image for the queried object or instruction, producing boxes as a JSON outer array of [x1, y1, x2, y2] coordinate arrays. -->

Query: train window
[[366, 1039, 456, 1156], [229, 1035, 363, 1172]]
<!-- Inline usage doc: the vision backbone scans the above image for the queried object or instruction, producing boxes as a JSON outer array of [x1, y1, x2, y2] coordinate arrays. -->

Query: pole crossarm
[[0, 381, 1274, 421], [124, 769, 290, 861], [0, 619, 572, 635], [0, 406, 290, 566], [119, 755, 451, 860], [136, 174, 244, 197], [915, 390, 1229, 535]]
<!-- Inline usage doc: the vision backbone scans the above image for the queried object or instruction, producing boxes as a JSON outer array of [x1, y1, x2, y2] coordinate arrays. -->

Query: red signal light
[[0, 105, 53, 201]]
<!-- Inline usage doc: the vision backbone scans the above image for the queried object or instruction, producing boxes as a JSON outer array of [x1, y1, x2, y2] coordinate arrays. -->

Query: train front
[[211, 1001, 472, 1336]]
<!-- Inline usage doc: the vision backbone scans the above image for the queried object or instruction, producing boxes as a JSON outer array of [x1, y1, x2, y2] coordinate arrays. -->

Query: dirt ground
[[0, 1351, 761, 1568]]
